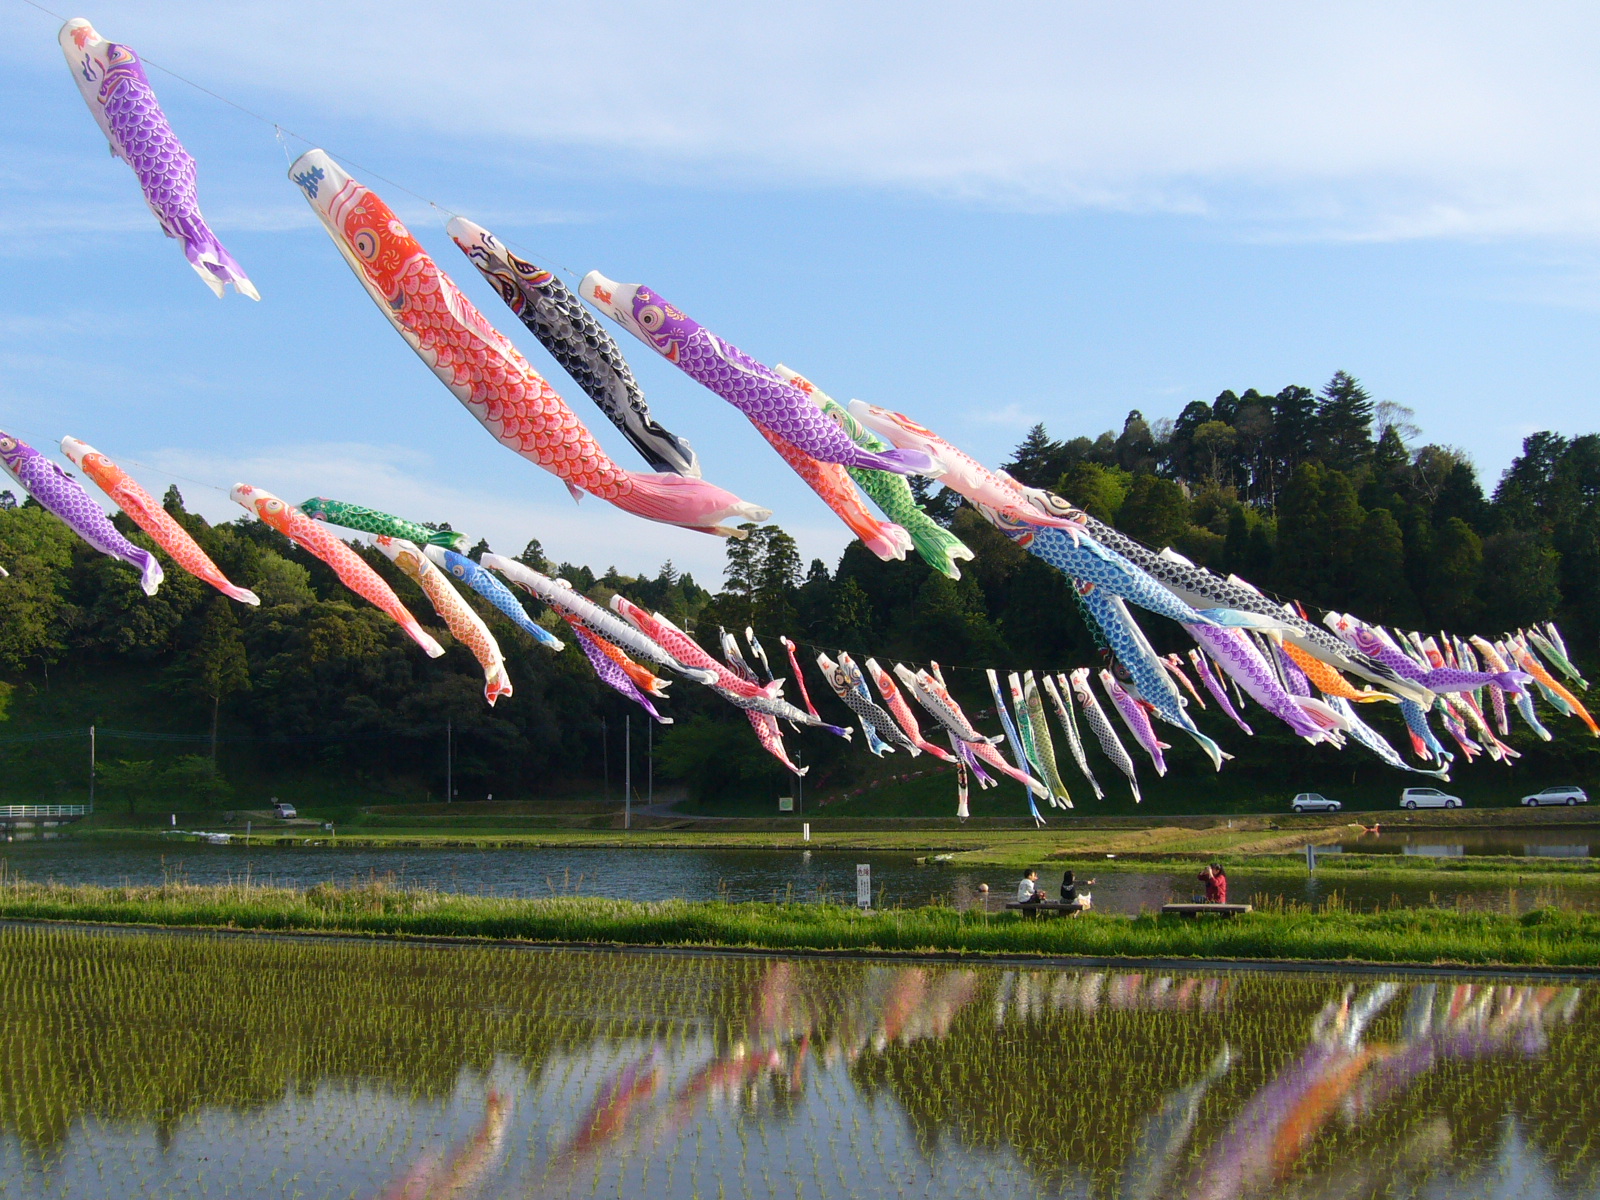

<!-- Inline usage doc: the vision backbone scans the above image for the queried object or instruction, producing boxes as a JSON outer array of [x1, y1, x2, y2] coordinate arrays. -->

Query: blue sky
[[4, 1, 1599, 583]]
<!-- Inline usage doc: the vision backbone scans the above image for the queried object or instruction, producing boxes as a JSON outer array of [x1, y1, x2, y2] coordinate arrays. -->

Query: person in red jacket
[[1199, 863, 1228, 904]]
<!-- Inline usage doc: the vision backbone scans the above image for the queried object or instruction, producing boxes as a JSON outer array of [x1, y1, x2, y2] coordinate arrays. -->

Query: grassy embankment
[[4, 879, 1600, 968], [60, 807, 1600, 891]]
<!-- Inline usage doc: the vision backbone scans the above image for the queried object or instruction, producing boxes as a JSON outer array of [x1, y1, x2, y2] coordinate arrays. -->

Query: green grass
[[5, 879, 1600, 967]]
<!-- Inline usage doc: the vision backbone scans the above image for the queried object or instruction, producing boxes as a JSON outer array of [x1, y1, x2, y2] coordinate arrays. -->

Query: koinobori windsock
[[777, 367, 974, 578], [230, 484, 442, 657], [580, 273, 941, 478], [422, 545, 564, 651], [375, 537, 511, 705], [290, 151, 766, 537], [448, 218, 700, 477], [61, 437, 255, 605], [301, 498, 468, 552], [59, 19, 257, 300], [0, 431, 162, 595]]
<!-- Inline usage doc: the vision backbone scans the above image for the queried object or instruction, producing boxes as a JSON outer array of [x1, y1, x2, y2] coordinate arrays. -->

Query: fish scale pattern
[[426, 548, 563, 651], [0, 433, 161, 596], [102, 76, 199, 218], [449, 220, 698, 478], [66, 439, 250, 603]]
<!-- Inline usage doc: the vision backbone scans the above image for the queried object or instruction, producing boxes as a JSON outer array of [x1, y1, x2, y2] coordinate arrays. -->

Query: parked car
[[1521, 786, 1588, 807], [1400, 787, 1462, 810], [272, 801, 297, 819], [1291, 793, 1342, 813]]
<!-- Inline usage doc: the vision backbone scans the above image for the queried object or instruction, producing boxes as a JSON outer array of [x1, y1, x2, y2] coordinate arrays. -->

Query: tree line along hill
[[1, 371, 1595, 817]]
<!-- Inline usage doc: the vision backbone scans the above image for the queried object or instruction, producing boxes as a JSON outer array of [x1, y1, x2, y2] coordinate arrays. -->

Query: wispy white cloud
[[965, 403, 1041, 430], [11, 1, 1600, 242]]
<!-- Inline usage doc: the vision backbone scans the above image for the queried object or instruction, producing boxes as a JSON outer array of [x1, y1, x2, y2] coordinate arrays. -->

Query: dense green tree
[[1315, 370, 1376, 473]]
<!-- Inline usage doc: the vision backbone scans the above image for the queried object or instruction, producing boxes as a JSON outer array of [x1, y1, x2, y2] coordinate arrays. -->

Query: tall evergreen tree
[[1315, 371, 1376, 473]]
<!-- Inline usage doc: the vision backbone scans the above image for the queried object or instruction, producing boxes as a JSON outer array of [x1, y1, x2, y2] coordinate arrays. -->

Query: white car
[[1291, 793, 1342, 813], [1400, 787, 1462, 810], [272, 801, 297, 819], [1522, 786, 1588, 807]]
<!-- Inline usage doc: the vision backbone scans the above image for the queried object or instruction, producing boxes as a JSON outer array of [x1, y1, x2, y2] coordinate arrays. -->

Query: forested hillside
[[3, 372, 1595, 814]]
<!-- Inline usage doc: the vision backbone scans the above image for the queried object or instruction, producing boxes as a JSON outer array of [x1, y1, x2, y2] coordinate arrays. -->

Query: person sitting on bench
[[1016, 869, 1046, 904], [1059, 870, 1094, 914]]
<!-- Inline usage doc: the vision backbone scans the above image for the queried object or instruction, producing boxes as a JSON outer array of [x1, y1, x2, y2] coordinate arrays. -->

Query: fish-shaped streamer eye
[[290, 151, 766, 537], [580, 273, 941, 478], [447, 219, 699, 478], [0, 431, 162, 595], [421, 545, 564, 651], [374, 537, 511, 704], [300, 498, 467, 552], [777, 367, 974, 578], [59, 19, 256, 300], [230, 485, 442, 657], [61, 437, 253, 604]]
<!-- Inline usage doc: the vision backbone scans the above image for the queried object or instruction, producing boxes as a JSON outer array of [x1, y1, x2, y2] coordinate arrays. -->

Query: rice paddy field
[[1, 924, 1596, 1199]]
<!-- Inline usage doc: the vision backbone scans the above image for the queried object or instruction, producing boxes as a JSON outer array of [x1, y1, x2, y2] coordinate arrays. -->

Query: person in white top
[[1016, 869, 1043, 904]]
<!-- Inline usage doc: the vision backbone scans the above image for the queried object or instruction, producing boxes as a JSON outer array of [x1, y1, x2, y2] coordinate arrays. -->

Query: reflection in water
[[0, 927, 1593, 1199]]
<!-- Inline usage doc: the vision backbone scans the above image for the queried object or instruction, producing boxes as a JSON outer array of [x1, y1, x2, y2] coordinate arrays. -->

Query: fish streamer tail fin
[[220, 583, 262, 606], [135, 549, 164, 597], [400, 619, 446, 659], [484, 666, 513, 706], [607, 471, 770, 536], [171, 213, 259, 301], [850, 447, 943, 477]]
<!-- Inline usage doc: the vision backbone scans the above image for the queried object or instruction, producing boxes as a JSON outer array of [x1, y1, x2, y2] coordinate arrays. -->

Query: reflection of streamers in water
[[1180, 982, 1578, 1200], [1120, 1045, 1233, 1200], [565, 1059, 661, 1159], [375, 1089, 510, 1200]]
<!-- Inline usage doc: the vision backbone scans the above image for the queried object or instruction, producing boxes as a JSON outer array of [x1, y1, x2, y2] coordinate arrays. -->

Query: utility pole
[[601, 717, 609, 803], [795, 747, 803, 816], [647, 719, 653, 804], [446, 719, 453, 804], [88, 725, 95, 815], [624, 714, 631, 830]]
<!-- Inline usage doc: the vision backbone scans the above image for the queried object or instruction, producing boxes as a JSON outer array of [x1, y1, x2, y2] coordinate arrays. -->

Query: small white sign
[[856, 864, 871, 908], [778, 796, 794, 812]]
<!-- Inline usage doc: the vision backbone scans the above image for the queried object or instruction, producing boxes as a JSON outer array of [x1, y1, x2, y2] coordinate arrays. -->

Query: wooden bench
[[1004, 901, 1085, 918], [1160, 903, 1253, 918]]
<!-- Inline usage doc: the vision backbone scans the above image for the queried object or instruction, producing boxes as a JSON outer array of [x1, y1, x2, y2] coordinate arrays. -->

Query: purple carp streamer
[[581, 274, 940, 477], [0, 431, 162, 595], [59, 19, 257, 300]]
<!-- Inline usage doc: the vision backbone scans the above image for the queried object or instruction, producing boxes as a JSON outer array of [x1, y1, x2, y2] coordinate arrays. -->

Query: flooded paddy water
[[0, 924, 1594, 1199], [5, 839, 1600, 915]]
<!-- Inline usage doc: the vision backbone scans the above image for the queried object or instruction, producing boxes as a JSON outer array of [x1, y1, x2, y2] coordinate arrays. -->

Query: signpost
[[856, 864, 871, 909], [1306, 843, 1316, 873], [778, 796, 794, 812]]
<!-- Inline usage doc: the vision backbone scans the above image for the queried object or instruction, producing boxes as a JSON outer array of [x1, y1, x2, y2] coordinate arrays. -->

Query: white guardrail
[[0, 805, 87, 818]]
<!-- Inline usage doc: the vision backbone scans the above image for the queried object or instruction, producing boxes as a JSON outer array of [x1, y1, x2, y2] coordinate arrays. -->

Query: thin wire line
[[18, 0, 587, 283]]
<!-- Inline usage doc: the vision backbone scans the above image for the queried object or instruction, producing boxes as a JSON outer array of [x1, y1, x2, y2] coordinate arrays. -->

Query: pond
[[6, 840, 1600, 915], [0, 925, 1593, 1199], [1315, 827, 1600, 858]]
